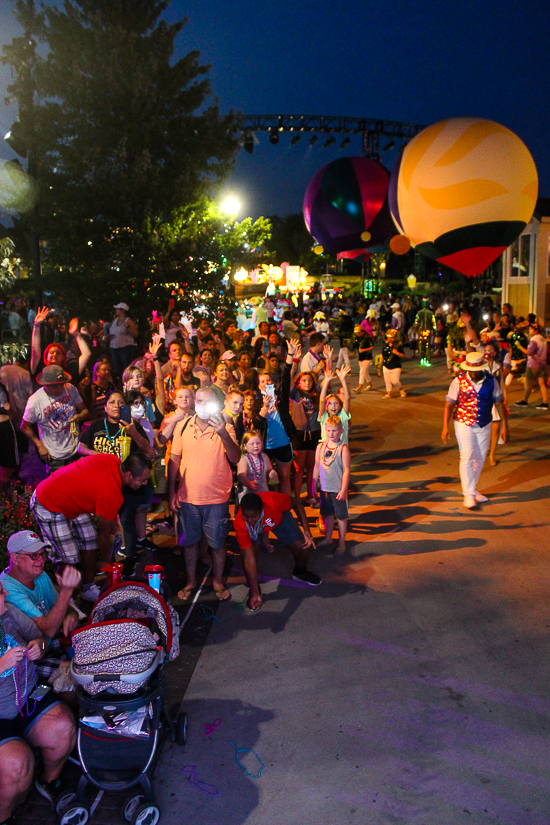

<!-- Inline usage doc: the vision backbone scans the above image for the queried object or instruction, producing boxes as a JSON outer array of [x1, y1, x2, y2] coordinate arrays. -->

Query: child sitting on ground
[[237, 430, 278, 552], [313, 416, 350, 555]]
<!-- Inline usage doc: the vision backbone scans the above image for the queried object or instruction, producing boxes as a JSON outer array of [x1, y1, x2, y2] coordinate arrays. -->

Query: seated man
[[0, 530, 82, 685], [234, 491, 320, 611], [0, 579, 76, 821]]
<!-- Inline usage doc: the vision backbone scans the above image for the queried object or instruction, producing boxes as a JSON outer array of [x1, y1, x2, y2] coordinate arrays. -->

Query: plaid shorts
[[30, 491, 98, 564]]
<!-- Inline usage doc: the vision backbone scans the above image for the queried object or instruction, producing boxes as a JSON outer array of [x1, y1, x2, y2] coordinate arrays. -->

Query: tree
[[266, 213, 335, 273], [2, 0, 241, 317]]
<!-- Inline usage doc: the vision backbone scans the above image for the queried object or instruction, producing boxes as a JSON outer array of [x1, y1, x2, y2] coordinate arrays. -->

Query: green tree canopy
[[2, 0, 241, 316]]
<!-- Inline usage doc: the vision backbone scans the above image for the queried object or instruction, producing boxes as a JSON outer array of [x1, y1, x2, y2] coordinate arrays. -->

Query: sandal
[[246, 586, 262, 611], [177, 585, 196, 601], [214, 586, 231, 602], [146, 523, 159, 535]]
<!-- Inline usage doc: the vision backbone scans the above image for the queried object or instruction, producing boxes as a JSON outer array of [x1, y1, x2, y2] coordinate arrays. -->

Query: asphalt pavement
[[18, 352, 550, 825]]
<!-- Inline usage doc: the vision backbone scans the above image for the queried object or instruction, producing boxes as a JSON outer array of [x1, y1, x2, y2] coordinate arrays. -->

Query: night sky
[[1, 0, 549, 219]]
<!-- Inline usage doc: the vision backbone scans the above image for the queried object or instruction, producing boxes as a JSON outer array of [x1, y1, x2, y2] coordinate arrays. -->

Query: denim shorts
[[271, 510, 303, 546], [320, 490, 349, 521], [178, 501, 230, 548], [0, 690, 63, 748]]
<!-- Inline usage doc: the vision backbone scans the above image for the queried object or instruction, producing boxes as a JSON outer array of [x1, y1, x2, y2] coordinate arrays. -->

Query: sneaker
[[292, 568, 322, 586], [365, 383, 372, 391], [354, 385, 363, 394], [535, 403, 548, 410], [80, 583, 101, 602], [382, 393, 391, 399], [35, 774, 74, 807], [136, 537, 157, 552], [514, 400, 528, 406]]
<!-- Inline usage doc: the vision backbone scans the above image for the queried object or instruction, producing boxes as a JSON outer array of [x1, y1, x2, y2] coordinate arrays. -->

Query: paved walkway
[[154, 357, 550, 825], [17, 354, 550, 824]]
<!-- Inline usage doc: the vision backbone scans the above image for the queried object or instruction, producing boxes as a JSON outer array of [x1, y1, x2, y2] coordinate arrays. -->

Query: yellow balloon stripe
[[433, 121, 510, 168], [401, 119, 447, 191], [419, 180, 508, 209]]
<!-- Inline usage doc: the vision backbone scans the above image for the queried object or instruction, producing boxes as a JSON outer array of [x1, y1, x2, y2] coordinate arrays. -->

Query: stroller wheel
[[131, 802, 161, 825], [55, 790, 77, 815], [123, 795, 144, 822], [176, 712, 188, 746], [58, 804, 89, 825]]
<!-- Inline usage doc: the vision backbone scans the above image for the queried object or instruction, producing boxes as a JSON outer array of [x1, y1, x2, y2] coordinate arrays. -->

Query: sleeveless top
[[453, 371, 495, 428], [110, 316, 135, 349], [319, 441, 344, 493]]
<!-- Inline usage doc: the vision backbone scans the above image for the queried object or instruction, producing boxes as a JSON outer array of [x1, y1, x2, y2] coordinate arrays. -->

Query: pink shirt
[[171, 415, 237, 505]]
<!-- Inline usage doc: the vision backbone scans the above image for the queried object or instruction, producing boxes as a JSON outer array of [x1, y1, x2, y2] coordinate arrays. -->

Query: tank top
[[110, 316, 135, 349], [319, 441, 344, 493]]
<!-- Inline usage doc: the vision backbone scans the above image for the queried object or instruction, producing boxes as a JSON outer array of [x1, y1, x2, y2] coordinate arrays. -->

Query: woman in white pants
[[354, 326, 374, 392], [442, 351, 509, 509]]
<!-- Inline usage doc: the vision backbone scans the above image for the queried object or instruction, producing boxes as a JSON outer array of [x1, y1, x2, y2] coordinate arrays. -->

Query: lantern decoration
[[304, 157, 395, 254], [336, 249, 373, 262], [389, 117, 538, 276]]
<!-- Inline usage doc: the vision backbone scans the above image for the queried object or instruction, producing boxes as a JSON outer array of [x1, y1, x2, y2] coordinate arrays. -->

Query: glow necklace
[[103, 418, 122, 442], [246, 453, 264, 480], [320, 440, 342, 469]]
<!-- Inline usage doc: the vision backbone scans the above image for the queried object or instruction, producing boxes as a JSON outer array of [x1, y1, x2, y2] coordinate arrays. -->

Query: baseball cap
[[113, 302, 130, 311], [221, 351, 237, 361], [7, 530, 50, 555]]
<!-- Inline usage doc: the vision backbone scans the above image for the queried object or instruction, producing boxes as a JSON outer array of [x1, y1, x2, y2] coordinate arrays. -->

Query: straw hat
[[462, 352, 488, 371]]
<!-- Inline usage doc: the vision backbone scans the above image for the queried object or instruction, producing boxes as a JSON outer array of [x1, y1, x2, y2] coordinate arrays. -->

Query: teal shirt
[[0, 569, 58, 620], [319, 409, 351, 445]]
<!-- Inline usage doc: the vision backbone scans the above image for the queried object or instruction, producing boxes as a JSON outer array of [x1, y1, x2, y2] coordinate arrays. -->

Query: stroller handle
[[70, 649, 164, 685]]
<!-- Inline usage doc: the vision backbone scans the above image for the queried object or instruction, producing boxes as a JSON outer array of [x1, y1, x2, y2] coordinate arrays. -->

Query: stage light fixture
[[309, 135, 318, 146], [383, 140, 396, 151], [291, 134, 300, 146], [269, 128, 279, 145], [324, 136, 336, 148], [340, 137, 350, 149]]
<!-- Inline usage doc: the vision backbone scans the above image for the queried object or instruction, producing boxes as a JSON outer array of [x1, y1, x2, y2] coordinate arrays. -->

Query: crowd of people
[[1, 285, 549, 822]]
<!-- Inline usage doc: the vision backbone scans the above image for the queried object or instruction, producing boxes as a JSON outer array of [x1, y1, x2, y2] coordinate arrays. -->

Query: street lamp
[[220, 191, 241, 217]]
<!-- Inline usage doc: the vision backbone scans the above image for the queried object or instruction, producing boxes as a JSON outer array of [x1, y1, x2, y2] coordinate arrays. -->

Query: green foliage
[[0, 481, 38, 573], [0, 238, 19, 290], [2, 0, 241, 317]]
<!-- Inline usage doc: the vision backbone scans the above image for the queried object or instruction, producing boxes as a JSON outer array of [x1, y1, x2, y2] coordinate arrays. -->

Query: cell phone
[[120, 406, 132, 423], [262, 340, 269, 354], [31, 684, 51, 700], [264, 385, 275, 400]]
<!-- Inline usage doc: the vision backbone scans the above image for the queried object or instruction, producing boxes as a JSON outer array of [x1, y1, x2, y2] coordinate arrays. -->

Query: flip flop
[[145, 523, 159, 534], [177, 586, 196, 601], [214, 587, 231, 602]]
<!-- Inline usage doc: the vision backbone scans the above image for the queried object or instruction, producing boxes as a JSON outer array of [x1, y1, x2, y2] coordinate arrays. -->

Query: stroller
[[61, 581, 187, 825]]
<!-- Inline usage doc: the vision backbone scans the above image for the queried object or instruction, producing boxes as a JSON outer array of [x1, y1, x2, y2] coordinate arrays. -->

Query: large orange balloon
[[389, 117, 538, 276]]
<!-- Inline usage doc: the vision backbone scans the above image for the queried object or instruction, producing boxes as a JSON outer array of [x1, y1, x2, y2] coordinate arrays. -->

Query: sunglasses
[[20, 550, 48, 561]]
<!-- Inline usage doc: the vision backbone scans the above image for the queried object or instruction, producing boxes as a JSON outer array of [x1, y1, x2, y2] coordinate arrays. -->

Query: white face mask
[[131, 404, 145, 419], [195, 403, 213, 420]]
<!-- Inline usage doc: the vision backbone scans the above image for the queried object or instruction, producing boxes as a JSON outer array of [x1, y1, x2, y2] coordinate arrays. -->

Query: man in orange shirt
[[168, 387, 240, 601], [234, 491, 319, 611]]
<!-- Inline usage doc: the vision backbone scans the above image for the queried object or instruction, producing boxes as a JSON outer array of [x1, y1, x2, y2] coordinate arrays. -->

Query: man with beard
[[30, 453, 152, 601]]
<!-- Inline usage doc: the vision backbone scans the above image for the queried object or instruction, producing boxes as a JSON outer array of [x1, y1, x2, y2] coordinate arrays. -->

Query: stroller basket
[[71, 619, 163, 695]]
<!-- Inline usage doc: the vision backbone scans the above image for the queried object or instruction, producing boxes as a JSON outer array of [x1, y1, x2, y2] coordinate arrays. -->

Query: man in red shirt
[[30, 452, 152, 601], [234, 492, 319, 611]]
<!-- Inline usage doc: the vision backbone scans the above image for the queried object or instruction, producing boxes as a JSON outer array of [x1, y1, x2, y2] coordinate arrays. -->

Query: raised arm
[[319, 369, 334, 414], [30, 305, 50, 373], [68, 317, 91, 375], [335, 366, 351, 414]]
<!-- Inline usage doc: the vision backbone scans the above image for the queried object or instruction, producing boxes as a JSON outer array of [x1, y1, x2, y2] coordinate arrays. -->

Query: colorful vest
[[453, 371, 495, 428]]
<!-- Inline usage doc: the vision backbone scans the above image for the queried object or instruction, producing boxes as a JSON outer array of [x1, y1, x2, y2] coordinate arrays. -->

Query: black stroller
[[60, 581, 187, 825]]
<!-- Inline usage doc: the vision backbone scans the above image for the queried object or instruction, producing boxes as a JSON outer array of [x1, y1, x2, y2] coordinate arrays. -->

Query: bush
[[0, 481, 39, 572]]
